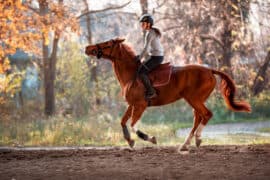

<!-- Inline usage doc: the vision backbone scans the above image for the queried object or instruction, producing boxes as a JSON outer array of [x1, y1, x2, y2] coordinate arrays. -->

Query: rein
[[96, 40, 117, 60]]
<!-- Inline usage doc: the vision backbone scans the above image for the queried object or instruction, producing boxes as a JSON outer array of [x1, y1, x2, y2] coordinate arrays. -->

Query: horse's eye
[[92, 49, 97, 55]]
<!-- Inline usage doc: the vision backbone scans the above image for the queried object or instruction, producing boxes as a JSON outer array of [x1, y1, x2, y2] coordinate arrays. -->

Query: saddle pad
[[137, 63, 172, 87]]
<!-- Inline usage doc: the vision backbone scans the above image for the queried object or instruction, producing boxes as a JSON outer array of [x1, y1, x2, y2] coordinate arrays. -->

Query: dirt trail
[[1, 145, 270, 180]]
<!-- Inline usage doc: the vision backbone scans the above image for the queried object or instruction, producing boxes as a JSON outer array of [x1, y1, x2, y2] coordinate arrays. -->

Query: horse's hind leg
[[193, 103, 213, 147], [121, 106, 135, 148], [131, 105, 157, 145], [180, 99, 213, 151], [179, 110, 202, 151]]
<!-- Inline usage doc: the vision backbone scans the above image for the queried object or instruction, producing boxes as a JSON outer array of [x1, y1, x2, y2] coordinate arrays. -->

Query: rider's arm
[[138, 31, 154, 61]]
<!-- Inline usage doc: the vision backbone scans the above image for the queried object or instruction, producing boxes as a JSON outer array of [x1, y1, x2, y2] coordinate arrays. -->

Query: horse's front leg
[[121, 106, 135, 148], [131, 105, 157, 145]]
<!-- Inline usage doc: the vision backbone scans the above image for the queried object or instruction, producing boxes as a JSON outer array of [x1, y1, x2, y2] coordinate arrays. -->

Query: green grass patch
[[258, 127, 270, 133], [0, 115, 270, 147]]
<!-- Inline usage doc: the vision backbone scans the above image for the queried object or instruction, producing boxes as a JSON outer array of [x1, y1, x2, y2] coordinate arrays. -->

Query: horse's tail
[[212, 69, 251, 112]]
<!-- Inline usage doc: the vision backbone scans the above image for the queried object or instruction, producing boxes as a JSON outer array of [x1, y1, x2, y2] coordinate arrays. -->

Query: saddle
[[138, 63, 173, 87]]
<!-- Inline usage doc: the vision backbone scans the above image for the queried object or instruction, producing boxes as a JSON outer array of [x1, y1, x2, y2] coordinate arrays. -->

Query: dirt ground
[[0, 145, 270, 180]]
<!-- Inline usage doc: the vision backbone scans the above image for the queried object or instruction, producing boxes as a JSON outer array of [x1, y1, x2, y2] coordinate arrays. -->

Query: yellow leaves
[[0, 0, 79, 59], [42, 27, 50, 45], [232, 41, 240, 50], [230, 3, 239, 12], [0, 58, 10, 74], [0, 57, 22, 104], [231, 30, 238, 37], [0, 0, 42, 57], [0, 64, 4, 75], [258, 76, 264, 82], [0, 71, 23, 104], [15, 0, 23, 9], [220, 66, 229, 71]]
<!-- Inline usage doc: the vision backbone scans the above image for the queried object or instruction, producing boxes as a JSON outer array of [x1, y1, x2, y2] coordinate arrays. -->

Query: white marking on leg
[[131, 126, 137, 133], [183, 133, 193, 146], [180, 133, 193, 151], [195, 123, 205, 139]]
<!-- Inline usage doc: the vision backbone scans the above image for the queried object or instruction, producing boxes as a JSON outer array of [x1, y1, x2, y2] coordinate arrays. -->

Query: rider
[[136, 14, 164, 99]]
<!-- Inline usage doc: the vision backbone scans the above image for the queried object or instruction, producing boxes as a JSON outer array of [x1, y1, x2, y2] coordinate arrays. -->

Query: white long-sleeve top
[[139, 28, 164, 60]]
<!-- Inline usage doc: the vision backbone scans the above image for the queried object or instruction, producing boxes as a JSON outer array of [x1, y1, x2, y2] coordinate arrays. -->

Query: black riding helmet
[[139, 14, 154, 26]]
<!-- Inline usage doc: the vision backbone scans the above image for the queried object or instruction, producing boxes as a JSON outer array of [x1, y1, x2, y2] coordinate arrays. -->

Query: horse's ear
[[114, 37, 125, 43]]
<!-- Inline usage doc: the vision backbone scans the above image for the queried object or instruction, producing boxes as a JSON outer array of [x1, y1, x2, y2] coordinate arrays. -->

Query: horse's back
[[172, 64, 212, 72], [171, 64, 216, 91]]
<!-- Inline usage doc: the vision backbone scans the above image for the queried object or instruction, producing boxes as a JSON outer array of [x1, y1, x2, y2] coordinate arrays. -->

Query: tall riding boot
[[140, 74, 157, 99]]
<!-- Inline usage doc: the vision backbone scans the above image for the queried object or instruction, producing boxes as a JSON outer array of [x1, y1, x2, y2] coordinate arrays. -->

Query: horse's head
[[85, 38, 125, 60]]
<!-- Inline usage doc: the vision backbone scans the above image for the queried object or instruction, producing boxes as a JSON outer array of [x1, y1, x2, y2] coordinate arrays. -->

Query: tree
[[153, 0, 251, 76], [140, 0, 148, 14], [78, 0, 131, 106], [24, 0, 78, 116], [251, 1, 270, 95], [0, 0, 41, 104], [252, 50, 270, 95]]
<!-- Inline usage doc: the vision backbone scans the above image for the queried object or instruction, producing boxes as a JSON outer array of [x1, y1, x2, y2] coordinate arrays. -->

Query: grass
[[258, 127, 270, 133], [0, 114, 270, 147], [1, 93, 270, 147]]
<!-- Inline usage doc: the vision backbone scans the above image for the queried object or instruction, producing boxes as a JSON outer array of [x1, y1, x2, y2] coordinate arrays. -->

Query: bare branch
[[77, 1, 131, 19], [200, 34, 224, 49], [79, 11, 138, 21], [156, 0, 166, 9], [162, 25, 183, 32], [23, 1, 40, 14], [152, 0, 166, 14], [155, 16, 182, 24]]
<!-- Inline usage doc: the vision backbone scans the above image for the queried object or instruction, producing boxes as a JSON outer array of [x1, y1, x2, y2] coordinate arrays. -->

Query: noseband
[[95, 40, 116, 60]]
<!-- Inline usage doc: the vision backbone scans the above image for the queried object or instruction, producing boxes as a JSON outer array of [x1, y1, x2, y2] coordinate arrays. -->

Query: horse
[[85, 37, 251, 152]]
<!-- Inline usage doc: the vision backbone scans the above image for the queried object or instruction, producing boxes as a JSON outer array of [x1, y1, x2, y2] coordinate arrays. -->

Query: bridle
[[94, 40, 117, 60]]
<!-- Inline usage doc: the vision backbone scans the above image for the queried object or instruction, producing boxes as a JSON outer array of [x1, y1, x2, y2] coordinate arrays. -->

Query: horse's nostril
[[85, 47, 89, 55]]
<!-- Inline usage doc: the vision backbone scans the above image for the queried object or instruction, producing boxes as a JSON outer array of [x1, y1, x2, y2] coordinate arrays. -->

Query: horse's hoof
[[150, 136, 157, 144], [196, 139, 202, 147], [178, 145, 189, 152], [178, 146, 189, 154], [128, 139, 135, 148]]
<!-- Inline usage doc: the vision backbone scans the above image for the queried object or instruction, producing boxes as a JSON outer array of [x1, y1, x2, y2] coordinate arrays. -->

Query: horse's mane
[[119, 42, 136, 59]]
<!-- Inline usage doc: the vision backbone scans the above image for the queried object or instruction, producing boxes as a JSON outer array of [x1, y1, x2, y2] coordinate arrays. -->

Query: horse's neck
[[112, 61, 137, 88], [111, 43, 138, 88]]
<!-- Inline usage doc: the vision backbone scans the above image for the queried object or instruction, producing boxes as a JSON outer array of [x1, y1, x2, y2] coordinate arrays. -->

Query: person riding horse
[[136, 14, 164, 99]]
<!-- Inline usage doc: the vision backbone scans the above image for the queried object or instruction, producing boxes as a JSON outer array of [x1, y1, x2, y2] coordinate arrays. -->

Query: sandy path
[[1, 145, 270, 180]]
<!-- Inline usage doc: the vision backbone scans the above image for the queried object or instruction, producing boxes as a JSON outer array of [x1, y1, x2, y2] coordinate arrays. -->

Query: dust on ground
[[1, 144, 270, 180]]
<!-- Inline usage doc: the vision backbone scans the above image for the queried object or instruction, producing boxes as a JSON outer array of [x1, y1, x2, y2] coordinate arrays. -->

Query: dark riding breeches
[[138, 56, 164, 98], [138, 56, 164, 75]]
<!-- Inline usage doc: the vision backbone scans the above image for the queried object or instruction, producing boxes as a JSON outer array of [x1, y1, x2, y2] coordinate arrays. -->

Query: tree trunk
[[40, 0, 62, 116], [220, 13, 234, 77], [140, 0, 148, 14], [82, 0, 101, 105], [252, 51, 270, 96], [140, 0, 148, 39], [43, 39, 53, 115]]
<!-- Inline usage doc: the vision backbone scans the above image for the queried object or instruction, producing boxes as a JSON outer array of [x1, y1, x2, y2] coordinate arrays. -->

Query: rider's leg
[[138, 56, 163, 99], [139, 72, 157, 99]]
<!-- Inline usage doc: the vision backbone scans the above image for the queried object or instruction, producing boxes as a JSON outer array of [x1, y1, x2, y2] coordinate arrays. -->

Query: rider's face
[[141, 22, 150, 30]]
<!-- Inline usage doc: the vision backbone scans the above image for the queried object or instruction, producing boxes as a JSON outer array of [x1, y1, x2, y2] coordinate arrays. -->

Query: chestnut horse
[[85, 38, 251, 151]]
